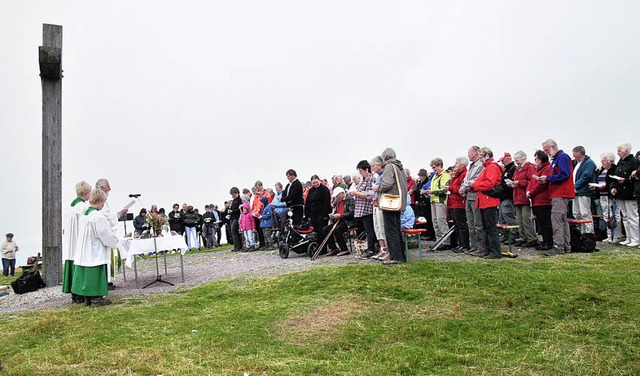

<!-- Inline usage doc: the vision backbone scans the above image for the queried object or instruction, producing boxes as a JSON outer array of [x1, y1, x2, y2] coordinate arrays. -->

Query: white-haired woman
[[448, 157, 469, 251], [72, 189, 119, 306], [592, 152, 619, 241], [511, 150, 538, 247], [376, 148, 409, 264]]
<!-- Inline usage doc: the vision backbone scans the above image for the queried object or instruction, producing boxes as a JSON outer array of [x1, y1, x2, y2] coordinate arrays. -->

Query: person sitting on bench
[[324, 188, 356, 257]]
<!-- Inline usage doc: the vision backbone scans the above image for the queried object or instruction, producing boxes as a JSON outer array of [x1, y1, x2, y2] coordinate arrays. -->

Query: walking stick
[[312, 219, 340, 261], [611, 198, 617, 241]]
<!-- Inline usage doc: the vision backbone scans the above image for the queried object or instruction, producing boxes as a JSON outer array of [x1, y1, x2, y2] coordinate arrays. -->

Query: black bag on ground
[[11, 270, 46, 294], [570, 228, 598, 253]]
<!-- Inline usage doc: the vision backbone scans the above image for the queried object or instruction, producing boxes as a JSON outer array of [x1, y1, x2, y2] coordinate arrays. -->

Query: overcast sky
[[1, 1, 638, 264]]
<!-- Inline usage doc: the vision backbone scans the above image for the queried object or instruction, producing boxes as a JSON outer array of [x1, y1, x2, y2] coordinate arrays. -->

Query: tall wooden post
[[39, 24, 63, 286]]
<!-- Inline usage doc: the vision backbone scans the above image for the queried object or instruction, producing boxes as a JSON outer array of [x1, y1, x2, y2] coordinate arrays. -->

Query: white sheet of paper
[[123, 200, 136, 210]]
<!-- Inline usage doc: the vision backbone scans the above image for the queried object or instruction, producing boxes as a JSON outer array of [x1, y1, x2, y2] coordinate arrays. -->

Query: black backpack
[[570, 228, 598, 253]]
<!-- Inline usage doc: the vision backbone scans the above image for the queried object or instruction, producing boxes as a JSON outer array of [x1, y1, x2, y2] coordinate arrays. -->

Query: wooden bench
[[497, 224, 519, 256], [402, 228, 427, 262], [567, 219, 593, 234]]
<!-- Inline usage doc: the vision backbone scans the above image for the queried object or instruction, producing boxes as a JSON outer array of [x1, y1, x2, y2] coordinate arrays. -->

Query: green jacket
[[430, 170, 451, 204]]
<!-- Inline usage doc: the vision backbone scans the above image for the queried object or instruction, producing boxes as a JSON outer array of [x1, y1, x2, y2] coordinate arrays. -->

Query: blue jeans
[[2, 258, 16, 277]]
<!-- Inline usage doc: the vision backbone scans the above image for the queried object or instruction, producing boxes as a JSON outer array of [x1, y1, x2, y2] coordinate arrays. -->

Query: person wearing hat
[[323, 186, 356, 257], [1, 233, 19, 277]]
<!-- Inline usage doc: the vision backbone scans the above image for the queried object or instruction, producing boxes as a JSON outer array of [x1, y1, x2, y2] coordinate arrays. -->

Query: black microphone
[[129, 194, 142, 198]]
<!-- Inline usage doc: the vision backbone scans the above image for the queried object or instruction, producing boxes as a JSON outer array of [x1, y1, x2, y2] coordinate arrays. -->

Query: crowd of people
[[56, 141, 640, 307]]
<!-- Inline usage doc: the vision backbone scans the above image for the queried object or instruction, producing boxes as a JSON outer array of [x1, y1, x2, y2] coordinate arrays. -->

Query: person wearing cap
[[62, 181, 92, 303], [498, 152, 518, 242], [1, 233, 19, 277], [323, 187, 356, 257]]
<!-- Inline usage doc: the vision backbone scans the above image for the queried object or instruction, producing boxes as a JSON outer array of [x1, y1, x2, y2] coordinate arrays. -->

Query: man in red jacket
[[468, 147, 503, 259], [537, 139, 575, 256]]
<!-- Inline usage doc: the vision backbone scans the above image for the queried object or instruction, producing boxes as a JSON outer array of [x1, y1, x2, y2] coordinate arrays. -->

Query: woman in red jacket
[[526, 150, 553, 251], [511, 150, 538, 247], [447, 157, 469, 252], [469, 147, 503, 259]]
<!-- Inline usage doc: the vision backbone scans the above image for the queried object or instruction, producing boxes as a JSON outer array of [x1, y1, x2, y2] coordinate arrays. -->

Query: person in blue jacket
[[572, 145, 597, 233], [259, 196, 275, 249]]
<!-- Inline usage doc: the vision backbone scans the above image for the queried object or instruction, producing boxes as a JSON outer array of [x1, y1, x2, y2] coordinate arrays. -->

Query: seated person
[[133, 208, 148, 235], [401, 194, 415, 230], [324, 188, 356, 257]]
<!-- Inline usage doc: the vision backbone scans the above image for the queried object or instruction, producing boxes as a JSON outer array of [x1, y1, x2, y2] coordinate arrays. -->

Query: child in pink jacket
[[239, 203, 256, 252]]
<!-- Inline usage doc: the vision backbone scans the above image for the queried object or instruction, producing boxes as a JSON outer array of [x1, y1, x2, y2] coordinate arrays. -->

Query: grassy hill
[[1, 245, 639, 375]]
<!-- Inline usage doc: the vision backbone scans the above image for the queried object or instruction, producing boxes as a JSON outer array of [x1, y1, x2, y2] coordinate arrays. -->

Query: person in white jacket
[[71, 189, 119, 306], [61, 181, 91, 303], [96, 178, 128, 289]]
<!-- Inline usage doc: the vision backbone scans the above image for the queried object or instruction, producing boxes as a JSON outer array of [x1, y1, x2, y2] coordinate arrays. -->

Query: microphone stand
[[142, 223, 174, 289]]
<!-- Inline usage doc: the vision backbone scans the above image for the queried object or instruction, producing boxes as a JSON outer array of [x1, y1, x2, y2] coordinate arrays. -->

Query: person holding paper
[[610, 143, 640, 247], [96, 178, 129, 289], [538, 139, 575, 256], [593, 152, 620, 242], [512, 150, 538, 247], [572, 146, 597, 234], [72, 189, 119, 306]]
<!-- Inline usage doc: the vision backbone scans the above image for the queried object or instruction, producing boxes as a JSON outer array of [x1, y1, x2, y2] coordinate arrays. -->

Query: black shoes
[[544, 247, 565, 256], [536, 243, 553, 251]]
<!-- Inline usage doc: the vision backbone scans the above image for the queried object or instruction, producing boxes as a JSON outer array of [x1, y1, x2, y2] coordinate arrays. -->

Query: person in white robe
[[95, 178, 129, 288], [71, 189, 119, 306], [61, 181, 92, 303]]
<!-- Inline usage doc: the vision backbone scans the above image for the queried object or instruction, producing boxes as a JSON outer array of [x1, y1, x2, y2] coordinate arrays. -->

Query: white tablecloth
[[119, 235, 189, 268]]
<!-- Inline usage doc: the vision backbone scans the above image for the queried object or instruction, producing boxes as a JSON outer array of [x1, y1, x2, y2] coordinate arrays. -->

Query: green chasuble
[[62, 197, 87, 294]]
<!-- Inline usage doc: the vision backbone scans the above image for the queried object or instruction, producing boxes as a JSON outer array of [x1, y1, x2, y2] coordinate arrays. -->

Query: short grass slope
[[1, 246, 639, 375]]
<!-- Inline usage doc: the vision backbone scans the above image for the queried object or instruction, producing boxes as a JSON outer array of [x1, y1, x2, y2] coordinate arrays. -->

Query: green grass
[[1, 246, 639, 375]]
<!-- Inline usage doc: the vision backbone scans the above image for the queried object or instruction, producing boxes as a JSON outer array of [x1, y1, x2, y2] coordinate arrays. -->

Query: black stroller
[[274, 207, 318, 259]]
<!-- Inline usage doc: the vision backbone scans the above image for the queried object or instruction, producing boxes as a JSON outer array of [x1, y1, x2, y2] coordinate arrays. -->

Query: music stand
[[142, 232, 174, 289]]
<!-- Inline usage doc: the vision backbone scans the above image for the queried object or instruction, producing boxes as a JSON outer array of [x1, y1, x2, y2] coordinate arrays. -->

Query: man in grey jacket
[[376, 148, 409, 264], [459, 146, 486, 255]]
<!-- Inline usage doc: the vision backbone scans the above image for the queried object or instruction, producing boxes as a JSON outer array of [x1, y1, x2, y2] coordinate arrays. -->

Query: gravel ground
[[0, 242, 547, 315]]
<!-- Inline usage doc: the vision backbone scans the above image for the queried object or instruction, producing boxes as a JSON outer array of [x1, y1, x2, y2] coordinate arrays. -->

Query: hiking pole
[[312, 219, 340, 261], [611, 199, 617, 241]]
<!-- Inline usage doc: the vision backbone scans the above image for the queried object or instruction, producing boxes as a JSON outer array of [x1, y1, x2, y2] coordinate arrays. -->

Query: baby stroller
[[274, 207, 318, 259]]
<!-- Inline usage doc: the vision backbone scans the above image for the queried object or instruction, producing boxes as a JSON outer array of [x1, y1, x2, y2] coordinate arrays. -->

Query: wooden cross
[[39, 24, 63, 286]]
